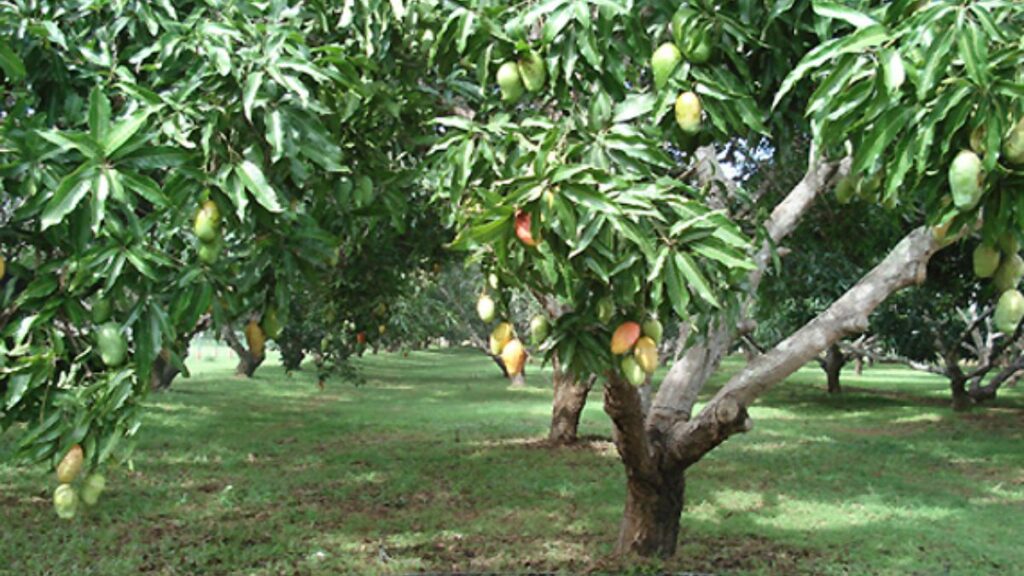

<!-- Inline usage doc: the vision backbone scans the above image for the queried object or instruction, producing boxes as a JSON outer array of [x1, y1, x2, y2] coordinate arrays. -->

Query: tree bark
[[824, 343, 845, 394], [150, 350, 181, 391], [950, 374, 972, 412], [548, 357, 592, 445], [222, 324, 265, 378], [617, 464, 686, 558]]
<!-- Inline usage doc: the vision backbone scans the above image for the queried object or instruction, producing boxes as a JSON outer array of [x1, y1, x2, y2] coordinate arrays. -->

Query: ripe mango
[[245, 320, 266, 358], [675, 91, 702, 134], [490, 322, 514, 356], [634, 336, 659, 374], [610, 321, 641, 355], [515, 210, 539, 247], [56, 445, 84, 484], [501, 339, 527, 376]]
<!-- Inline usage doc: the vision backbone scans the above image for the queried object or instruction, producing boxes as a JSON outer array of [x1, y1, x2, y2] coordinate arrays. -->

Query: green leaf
[[811, 1, 878, 29], [0, 41, 25, 80], [775, 24, 890, 107], [236, 161, 284, 213], [612, 94, 656, 124], [243, 71, 264, 120], [104, 109, 153, 156], [675, 252, 719, 308], [88, 86, 111, 143], [664, 254, 691, 319], [41, 163, 96, 230], [267, 109, 284, 162]]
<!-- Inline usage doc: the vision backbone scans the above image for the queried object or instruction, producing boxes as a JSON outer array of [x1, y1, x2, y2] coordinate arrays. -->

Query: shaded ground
[[1, 349, 1022, 575]]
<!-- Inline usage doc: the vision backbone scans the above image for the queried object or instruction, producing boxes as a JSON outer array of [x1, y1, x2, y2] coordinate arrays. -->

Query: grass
[[2, 348, 1023, 575]]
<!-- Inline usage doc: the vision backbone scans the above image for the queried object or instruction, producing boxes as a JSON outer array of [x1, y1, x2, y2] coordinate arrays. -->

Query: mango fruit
[[490, 322, 514, 356], [194, 200, 220, 242], [0, 254, 5, 280], [501, 339, 527, 376], [198, 240, 221, 265], [80, 473, 106, 506], [596, 297, 615, 324], [675, 91, 702, 134], [96, 322, 127, 367], [245, 320, 266, 358], [477, 294, 496, 323], [515, 210, 539, 247], [517, 50, 547, 93], [529, 315, 550, 346], [53, 484, 78, 520], [651, 42, 682, 90], [634, 336, 659, 374], [642, 318, 663, 344], [91, 297, 112, 324], [1003, 117, 1024, 164], [995, 289, 1024, 335], [973, 244, 1001, 279], [56, 444, 84, 484], [261, 307, 282, 340], [611, 321, 642, 355], [994, 254, 1024, 293], [948, 150, 983, 211], [496, 61, 524, 104], [621, 356, 646, 386]]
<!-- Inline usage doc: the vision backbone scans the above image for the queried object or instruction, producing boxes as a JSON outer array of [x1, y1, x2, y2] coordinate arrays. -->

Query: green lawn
[[2, 349, 1022, 575]]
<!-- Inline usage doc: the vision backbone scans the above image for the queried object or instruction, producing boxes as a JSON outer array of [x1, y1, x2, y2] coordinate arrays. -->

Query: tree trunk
[[854, 356, 864, 375], [949, 374, 972, 412], [222, 322, 265, 378], [616, 465, 686, 558], [150, 351, 181, 391], [824, 343, 845, 394], [548, 358, 591, 445]]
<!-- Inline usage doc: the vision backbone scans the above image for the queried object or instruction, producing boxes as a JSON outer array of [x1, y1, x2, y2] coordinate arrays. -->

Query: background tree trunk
[[222, 323, 265, 378], [548, 357, 591, 445], [150, 351, 181, 391], [824, 343, 845, 394]]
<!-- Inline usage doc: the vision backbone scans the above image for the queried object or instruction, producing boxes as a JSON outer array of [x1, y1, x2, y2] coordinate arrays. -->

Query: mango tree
[[425, 0, 1024, 557], [0, 0, 433, 515]]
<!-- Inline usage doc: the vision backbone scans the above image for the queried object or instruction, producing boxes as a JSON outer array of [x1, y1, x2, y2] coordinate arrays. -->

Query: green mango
[[96, 322, 127, 367], [1002, 117, 1024, 165], [995, 289, 1024, 335], [91, 298, 112, 324], [651, 42, 681, 90], [993, 254, 1024, 293], [53, 484, 78, 520], [496, 61, 524, 104], [834, 175, 858, 204], [948, 150, 983, 211], [1000, 234, 1020, 255], [198, 240, 221, 265], [517, 50, 546, 93], [642, 318, 663, 344], [194, 200, 220, 243], [973, 244, 1001, 278], [596, 296, 615, 324], [477, 294, 496, 323], [261, 307, 283, 340], [81, 473, 106, 506], [621, 356, 646, 387], [529, 315, 550, 346]]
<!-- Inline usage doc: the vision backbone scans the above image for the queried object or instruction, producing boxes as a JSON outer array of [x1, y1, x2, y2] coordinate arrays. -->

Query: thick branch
[[604, 372, 657, 479], [668, 226, 945, 467]]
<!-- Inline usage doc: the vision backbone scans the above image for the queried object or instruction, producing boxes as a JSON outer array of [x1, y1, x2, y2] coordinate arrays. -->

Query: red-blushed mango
[[611, 321, 641, 355], [515, 210, 539, 247]]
